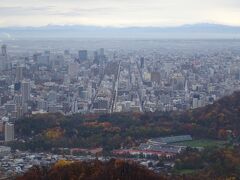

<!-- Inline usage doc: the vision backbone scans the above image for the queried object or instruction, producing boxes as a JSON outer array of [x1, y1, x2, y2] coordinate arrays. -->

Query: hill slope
[[12, 91, 240, 152], [16, 159, 164, 180]]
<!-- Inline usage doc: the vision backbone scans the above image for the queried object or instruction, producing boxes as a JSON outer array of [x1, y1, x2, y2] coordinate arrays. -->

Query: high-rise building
[[151, 72, 160, 84], [68, 62, 79, 78], [15, 65, 23, 82], [93, 51, 99, 64], [78, 50, 88, 61], [16, 106, 24, 119], [0, 56, 4, 71], [4, 123, 14, 142], [14, 94, 23, 107], [140, 57, 144, 68], [37, 55, 50, 66], [192, 94, 204, 109], [93, 48, 105, 64], [1, 45, 7, 56], [0, 44, 8, 71], [21, 80, 31, 103], [172, 73, 185, 90], [64, 50, 70, 56], [99, 48, 105, 58], [99, 48, 106, 63], [33, 53, 41, 62]]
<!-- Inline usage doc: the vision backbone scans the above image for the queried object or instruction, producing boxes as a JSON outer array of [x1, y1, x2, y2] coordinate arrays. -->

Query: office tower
[[94, 51, 99, 64], [15, 65, 23, 82], [64, 50, 70, 56], [99, 48, 105, 58], [14, 94, 24, 118], [140, 57, 144, 68], [192, 94, 203, 109], [0, 55, 4, 71], [4, 123, 14, 142], [99, 48, 106, 64], [0, 121, 4, 133], [1, 45, 7, 56], [151, 72, 160, 84], [16, 106, 23, 119], [68, 62, 79, 78], [21, 80, 31, 103], [33, 53, 41, 62], [78, 50, 88, 61], [172, 73, 185, 90], [0, 44, 7, 71], [37, 54, 50, 66], [14, 94, 23, 107]]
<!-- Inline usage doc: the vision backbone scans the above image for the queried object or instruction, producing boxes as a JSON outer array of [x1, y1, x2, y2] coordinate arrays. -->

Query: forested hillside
[[11, 91, 240, 152], [16, 159, 163, 180]]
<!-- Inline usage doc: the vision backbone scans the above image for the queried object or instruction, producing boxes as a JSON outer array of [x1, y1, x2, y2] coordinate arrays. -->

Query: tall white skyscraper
[[192, 94, 204, 109], [4, 123, 14, 142]]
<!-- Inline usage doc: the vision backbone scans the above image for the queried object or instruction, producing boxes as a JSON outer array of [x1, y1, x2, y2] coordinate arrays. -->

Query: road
[[110, 61, 121, 113]]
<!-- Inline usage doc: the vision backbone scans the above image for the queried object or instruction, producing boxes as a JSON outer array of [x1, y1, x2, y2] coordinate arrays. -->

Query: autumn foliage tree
[[16, 159, 166, 180]]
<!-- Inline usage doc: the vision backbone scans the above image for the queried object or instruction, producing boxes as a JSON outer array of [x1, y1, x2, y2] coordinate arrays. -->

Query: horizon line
[[1, 23, 240, 29]]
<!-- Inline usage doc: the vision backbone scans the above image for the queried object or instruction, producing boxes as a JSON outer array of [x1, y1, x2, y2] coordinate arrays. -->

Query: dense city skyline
[[1, 39, 240, 178], [0, 1, 240, 179]]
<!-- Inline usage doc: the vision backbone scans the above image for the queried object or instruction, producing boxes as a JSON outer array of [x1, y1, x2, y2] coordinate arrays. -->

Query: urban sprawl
[[0, 40, 240, 178]]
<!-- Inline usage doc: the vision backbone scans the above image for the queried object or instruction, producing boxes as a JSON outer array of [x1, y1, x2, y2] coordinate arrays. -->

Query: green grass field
[[174, 169, 197, 175], [173, 139, 226, 148]]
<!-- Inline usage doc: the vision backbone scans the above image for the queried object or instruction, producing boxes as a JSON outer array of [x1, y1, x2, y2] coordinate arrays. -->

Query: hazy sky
[[0, 0, 240, 27]]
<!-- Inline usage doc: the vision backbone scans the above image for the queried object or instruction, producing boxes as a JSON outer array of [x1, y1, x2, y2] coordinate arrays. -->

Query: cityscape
[[0, 39, 239, 178], [1, 40, 240, 120], [1, 0, 240, 179]]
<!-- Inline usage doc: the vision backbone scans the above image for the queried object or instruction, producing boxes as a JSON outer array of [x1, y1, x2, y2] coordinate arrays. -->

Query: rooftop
[[148, 135, 192, 144]]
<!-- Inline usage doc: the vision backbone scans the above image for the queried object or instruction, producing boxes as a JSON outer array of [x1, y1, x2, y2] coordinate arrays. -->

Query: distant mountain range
[[1, 23, 240, 39]]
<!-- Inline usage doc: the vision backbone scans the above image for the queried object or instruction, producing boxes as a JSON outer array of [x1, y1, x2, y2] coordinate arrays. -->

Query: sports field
[[173, 139, 226, 148]]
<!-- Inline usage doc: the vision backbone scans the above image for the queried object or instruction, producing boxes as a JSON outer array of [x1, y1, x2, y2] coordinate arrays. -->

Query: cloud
[[0, 6, 56, 16], [51, 7, 120, 17], [0, 0, 239, 27]]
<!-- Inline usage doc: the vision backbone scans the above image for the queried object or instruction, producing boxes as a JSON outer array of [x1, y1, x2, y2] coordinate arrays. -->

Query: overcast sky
[[0, 0, 240, 27]]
